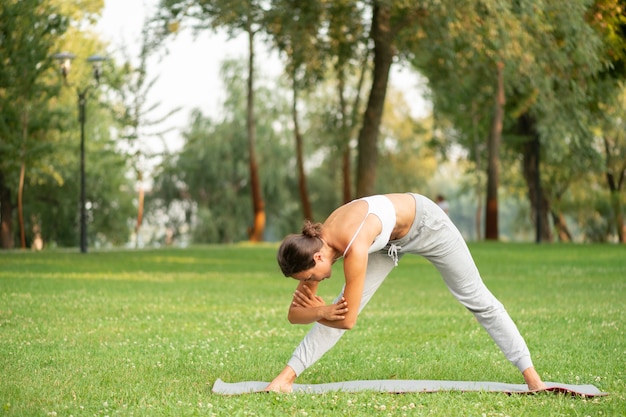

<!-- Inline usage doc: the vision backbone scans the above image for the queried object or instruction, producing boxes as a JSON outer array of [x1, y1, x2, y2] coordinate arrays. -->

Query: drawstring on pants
[[387, 244, 401, 266]]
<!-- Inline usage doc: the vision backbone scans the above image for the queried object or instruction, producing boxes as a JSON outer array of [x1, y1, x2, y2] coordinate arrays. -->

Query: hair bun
[[301, 220, 323, 238]]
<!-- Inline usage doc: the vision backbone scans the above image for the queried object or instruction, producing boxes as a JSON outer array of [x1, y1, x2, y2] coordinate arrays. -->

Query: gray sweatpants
[[287, 193, 534, 376]]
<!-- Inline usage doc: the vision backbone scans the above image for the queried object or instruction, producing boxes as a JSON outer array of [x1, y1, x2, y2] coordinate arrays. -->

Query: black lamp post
[[53, 52, 106, 253]]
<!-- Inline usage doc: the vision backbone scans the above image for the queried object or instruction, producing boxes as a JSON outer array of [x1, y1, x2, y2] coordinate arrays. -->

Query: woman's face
[[291, 252, 333, 282]]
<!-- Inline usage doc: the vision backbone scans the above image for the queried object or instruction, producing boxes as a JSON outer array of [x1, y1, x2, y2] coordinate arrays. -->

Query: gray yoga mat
[[212, 378, 607, 397]]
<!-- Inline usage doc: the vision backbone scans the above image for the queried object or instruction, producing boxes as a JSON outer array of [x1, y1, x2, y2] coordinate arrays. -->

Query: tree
[[596, 86, 626, 242], [155, 0, 268, 241], [408, 0, 522, 240], [587, 0, 626, 242], [265, 0, 324, 220], [410, 0, 606, 242], [485, 62, 505, 239], [152, 59, 296, 244], [0, 0, 68, 249], [510, 1, 605, 242], [355, 1, 426, 197], [267, 0, 369, 205]]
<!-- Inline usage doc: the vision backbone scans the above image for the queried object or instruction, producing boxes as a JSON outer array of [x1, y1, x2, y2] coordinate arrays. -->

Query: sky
[[96, 0, 253, 152], [95, 0, 430, 153]]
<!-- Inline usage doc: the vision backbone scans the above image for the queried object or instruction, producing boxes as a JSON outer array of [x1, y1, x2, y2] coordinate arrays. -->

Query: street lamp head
[[52, 52, 76, 80], [87, 55, 108, 84], [52, 52, 107, 83]]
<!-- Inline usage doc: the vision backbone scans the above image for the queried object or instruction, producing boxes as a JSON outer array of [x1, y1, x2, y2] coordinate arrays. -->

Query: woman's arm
[[287, 281, 348, 324], [316, 245, 368, 329]]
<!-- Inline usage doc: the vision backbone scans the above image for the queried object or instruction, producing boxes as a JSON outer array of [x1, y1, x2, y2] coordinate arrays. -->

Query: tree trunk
[[292, 78, 313, 221], [518, 114, 552, 242], [0, 171, 14, 249], [246, 28, 265, 242], [135, 169, 144, 248], [340, 149, 351, 203], [355, 3, 394, 198], [551, 209, 572, 242], [339, 48, 370, 204], [18, 158, 26, 249], [485, 62, 505, 240], [610, 190, 626, 243], [471, 103, 483, 241], [338, 73, 352, 204], [18, 106, 28, 249], [603, 136, 625, 243]]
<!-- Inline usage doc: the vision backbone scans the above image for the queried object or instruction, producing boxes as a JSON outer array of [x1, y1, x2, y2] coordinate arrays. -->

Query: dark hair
[[277, 220, 323, 276]]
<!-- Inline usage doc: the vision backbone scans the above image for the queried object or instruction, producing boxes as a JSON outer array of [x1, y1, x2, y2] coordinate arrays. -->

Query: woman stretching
[[266, 193, 547, 392]]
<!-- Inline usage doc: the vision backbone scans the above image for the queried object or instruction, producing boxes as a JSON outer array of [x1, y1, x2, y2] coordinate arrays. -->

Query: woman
[[266, 193, 546, 392]]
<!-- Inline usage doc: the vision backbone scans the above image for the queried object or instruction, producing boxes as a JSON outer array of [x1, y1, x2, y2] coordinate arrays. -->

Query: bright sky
[[96, 0, 252, 152], [96, 0, 430, 153]]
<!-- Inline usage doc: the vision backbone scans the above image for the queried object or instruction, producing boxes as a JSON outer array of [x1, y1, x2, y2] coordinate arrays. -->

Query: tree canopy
[[0, 0, 624, 250]]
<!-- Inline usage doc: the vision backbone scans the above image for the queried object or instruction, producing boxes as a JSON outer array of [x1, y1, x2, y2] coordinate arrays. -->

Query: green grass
[[0, 243, 624, 416]]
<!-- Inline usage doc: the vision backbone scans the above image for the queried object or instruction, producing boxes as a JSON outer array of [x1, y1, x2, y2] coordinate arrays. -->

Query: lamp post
[[53, 52, 106, 253]]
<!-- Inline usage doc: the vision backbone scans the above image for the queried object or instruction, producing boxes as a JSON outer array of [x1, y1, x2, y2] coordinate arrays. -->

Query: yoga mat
[[212, 378, 608, 397]]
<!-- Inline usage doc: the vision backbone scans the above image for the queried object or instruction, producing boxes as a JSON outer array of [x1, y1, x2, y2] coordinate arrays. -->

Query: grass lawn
[[0, 243, 624, 416]]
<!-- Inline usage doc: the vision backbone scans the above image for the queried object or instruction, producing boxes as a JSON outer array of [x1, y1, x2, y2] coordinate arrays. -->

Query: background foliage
[[0, 0, 625, 249]]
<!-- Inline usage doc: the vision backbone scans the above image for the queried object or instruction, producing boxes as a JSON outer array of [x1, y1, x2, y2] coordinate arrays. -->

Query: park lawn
[[0, 243, 624, 416]]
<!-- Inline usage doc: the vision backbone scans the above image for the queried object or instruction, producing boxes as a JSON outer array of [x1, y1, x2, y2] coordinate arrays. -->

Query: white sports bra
[[343, 195, 396, 257]]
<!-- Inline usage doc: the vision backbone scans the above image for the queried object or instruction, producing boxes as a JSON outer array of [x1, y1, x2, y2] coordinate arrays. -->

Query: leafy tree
[[355, 1, 427, 197], [410, 0, 606, 242], [266, 0, 370, 208], [0, 0, 68, 248], [593, 85, 626, 242], [265, 0, 323, 220], [0, 0, 136, 250], [404, 0, 524, 239], [152, 60, 297, 243], [155, 0, 268, 241], [586, 0, 626, 242]]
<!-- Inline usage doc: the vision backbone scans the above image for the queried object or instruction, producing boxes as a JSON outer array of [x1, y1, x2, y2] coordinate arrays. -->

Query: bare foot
[[265, 366, 296, 393]]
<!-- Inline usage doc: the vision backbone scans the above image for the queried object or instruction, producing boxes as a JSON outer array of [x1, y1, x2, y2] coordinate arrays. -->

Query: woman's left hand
[[292, 285, 325, 308]]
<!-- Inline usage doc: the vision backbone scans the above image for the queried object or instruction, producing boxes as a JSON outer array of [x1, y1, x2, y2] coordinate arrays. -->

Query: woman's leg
[[405, 196, 533, 372], [287, 251, 397, 376]]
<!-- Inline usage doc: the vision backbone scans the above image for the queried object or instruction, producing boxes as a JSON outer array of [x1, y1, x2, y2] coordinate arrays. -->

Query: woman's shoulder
[[321, 201, 367, 246], [324, 200, 367, 227]]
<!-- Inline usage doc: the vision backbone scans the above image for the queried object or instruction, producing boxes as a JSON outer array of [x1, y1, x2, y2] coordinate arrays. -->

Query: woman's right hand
[[293, 285, 348, 321]]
